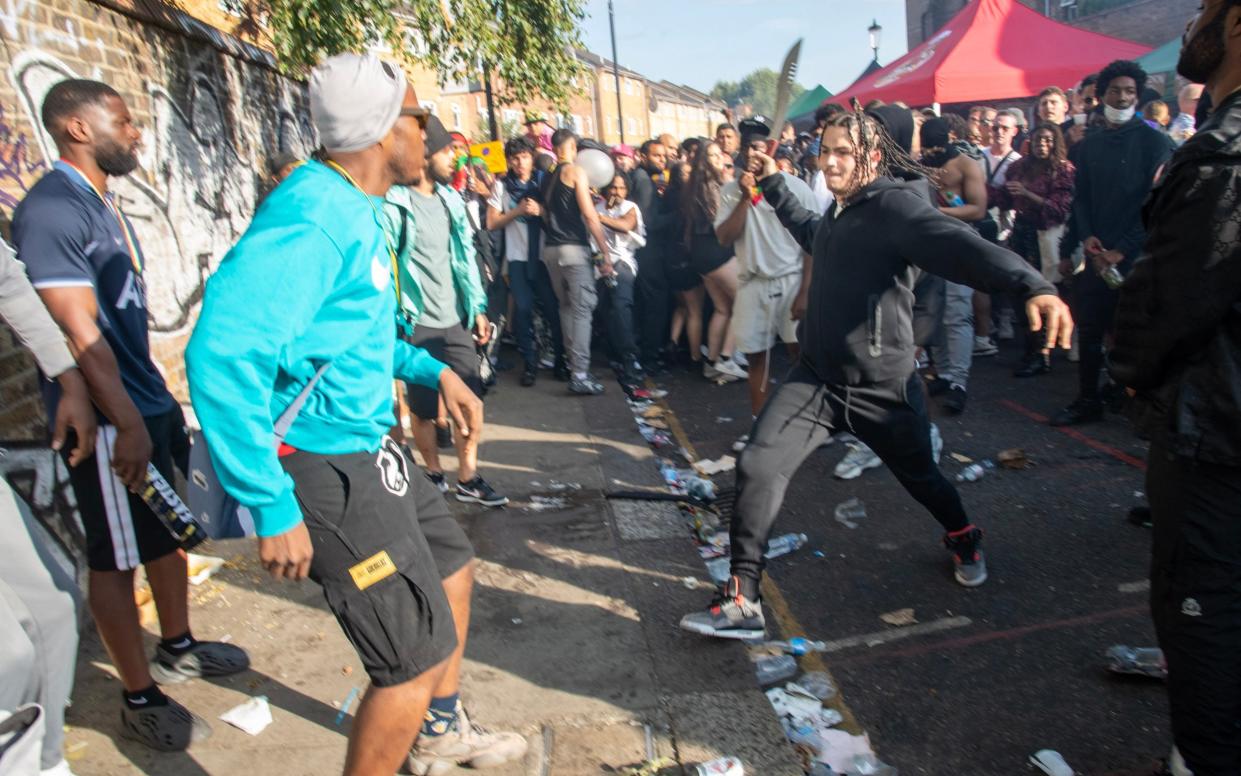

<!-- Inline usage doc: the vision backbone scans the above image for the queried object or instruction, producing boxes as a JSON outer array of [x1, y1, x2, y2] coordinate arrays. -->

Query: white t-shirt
[[488, 179, 534, 264], [594, 199, 644, 274], [983, 147, 1021, 186], [810, 169, 834, 215], [715, 172, 816, 279]]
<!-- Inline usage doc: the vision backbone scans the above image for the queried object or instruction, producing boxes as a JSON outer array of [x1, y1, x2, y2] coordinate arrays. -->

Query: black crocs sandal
[[149, 641, 250, 684]]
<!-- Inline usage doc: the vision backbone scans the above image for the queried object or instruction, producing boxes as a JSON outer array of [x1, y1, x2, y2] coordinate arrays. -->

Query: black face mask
[[1178, 7, 1228, 84], [95, 137, 139, 177], [920, 144, 959, 169]]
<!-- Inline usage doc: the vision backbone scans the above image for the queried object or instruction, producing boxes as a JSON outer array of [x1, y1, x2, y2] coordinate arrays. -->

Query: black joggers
[[730, 364, 971, 599], [1148, 443, 1241, 774]]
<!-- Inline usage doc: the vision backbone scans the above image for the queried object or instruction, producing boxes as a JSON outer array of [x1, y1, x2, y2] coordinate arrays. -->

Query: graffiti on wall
[[8, 49, 313, 333], [0, 444, 85, 570]]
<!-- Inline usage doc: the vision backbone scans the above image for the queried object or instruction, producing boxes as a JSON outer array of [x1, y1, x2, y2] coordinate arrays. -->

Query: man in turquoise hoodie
[[187, 54, 525, 776], [385, 116, 507, 508]]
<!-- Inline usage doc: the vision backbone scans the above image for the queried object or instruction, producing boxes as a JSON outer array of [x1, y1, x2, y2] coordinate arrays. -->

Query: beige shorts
[[733, 272, 801, 355]]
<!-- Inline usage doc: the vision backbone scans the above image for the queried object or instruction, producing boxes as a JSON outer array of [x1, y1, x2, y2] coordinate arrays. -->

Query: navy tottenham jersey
[[12, 161, 175, 423]]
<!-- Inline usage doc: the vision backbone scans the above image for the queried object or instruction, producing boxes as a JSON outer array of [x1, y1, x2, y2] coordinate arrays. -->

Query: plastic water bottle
[[755, 655, 798, 685], [764, 533, 808, 559], [766, 637, 827, 656], [138, 464, 205, 550], [955, 460, 996, 482], [797, 671, 838, 700], [684, 476, 716, 502]]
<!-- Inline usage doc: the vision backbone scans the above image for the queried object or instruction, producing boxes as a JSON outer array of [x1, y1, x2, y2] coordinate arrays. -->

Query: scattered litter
[[813, 550, 826, 558], [1105, 645, 1166, 679], [693, 455, 736, 476], [833, 498, 867, 529], [187, 553, 225, 586], [524, 495, 568, 512], [638, 424, 673, 447], [755, 655, 799, 685], [1029, 749, 1074, 776], [529, 480, 543, 489], [630, 388, 668, 400], [334, 687, 360, 725], [690, 757, 744, 775], [715, 416, 734, 424], [621, 758, 676, 776], [766, 637, 827, 656], [705, 556, 731, 584], [956, 460, 996, 482], [220, 634, 233, 643], [797, 671, 838, 701], [341, 665, 353, 677], [1133, 490, 1145, 499], [684, 476, 716, 502], [697, 534, 730, 558], [849, 753, 898, 775], [811, 730, 876, 772], [879, 608, 918, 627], [64, 741, 87, 761], [642, 418, 670, 430], [949, 452, 973, 464], [767, 686, 823, 721], [642, 406, 666, 420], [765, 532, 808, 559], [219, 695, 272, 736], [511, 618, 523, 625], [997, 448, 1032, 469], [681, 576, 699, 590], [548, 481, 582, 492]]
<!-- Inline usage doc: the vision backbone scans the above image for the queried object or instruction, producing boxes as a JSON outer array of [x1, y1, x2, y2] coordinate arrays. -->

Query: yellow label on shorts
[[349, 550, 397, 590]]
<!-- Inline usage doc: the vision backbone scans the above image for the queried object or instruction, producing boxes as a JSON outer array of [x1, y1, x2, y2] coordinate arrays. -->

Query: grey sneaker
[[405, 701, 528, 775], [120, 697, 212, 752], [568, 375, 604, 395], [426, 471, 450, 493], [456, 476, 509, 507], [944, 526, 988, 587], [149, 640, 250, 684], [679, 577, 766, 640], [834, 442, 882, 480]]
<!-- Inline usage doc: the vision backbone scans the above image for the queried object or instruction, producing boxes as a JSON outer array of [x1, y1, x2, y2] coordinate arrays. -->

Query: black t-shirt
[[12, 163, 176, 424], [540, 166, 590, 247]]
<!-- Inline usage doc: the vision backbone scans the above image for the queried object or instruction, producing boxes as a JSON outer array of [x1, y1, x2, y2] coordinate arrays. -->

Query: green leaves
[[224, 0, 589, 108]]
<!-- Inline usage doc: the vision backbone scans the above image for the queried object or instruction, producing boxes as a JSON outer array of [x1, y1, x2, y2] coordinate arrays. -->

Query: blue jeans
[[509, 259, 563, 369]]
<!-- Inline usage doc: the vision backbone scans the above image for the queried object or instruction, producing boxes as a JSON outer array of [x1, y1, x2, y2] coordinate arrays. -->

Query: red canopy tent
[[832, 0, 1152, 108]]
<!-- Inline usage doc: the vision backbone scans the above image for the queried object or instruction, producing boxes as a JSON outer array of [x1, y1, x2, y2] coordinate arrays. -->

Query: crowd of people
[[0, 1, 1238, 773]]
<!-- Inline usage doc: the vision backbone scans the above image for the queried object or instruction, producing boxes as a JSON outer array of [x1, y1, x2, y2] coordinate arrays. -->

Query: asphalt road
[[657, 340, 1168, 776]]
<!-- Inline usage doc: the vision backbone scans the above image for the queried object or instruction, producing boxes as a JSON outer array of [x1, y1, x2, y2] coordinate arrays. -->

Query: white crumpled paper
[[219, 695, 272, 736]]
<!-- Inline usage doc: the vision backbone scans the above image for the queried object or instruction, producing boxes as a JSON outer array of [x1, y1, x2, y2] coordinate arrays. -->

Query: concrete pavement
[[63, 365, 803, 776]]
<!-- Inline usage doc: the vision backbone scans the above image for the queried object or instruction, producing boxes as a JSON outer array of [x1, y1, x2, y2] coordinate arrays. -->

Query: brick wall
[[0, 0, 312, 535]]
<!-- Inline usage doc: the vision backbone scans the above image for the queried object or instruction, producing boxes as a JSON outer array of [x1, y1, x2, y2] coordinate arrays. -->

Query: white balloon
[[577, 148, 616, 189]]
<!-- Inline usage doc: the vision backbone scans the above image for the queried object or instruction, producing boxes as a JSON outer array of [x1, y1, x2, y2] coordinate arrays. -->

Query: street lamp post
[[868, 18, 883, 64], [608, 0, 624, 144]]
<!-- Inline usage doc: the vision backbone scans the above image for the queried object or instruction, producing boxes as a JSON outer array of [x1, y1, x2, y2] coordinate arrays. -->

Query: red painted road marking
[[833, 605, 1148, 667], [998, 399, 1148, 471]]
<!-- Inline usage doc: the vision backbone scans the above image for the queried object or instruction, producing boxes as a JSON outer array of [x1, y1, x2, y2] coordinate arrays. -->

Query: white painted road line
[[1118, 580, 1151, 594], [819, 616, 974, 654]]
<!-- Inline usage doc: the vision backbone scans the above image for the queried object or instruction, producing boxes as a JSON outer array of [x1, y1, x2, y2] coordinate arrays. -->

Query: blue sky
[[578, 0, 911, 97]]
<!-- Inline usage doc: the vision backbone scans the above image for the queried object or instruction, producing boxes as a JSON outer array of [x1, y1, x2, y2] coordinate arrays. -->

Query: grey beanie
[[309, 53, 408, 154]]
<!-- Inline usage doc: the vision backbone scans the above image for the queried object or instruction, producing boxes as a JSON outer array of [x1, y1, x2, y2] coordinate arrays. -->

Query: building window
[[625, 117, 635, 134], [571, 114, 583, 132], [503, 109, 520, 125], [624, 79, 634, 96], [585, 116, 594, 135], [451, 104, 462, 130]]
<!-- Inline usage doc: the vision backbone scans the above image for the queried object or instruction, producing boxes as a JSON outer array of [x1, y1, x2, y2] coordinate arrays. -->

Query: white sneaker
[[732, 434, 749, 453], [733, 352, 749, 368], [973, 335, 998, 357], [703, 361, 720, 380], [834, 442, 882, 480], [713, 358, 748, 382]]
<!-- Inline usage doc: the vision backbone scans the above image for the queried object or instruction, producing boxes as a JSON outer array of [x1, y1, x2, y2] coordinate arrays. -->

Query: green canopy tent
[[787, 85, 832, 130], [1137, 38, 1181, 99]]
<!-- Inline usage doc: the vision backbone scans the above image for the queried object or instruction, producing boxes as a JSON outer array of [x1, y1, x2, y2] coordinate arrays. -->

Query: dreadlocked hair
[[822, 100, 935, 201]]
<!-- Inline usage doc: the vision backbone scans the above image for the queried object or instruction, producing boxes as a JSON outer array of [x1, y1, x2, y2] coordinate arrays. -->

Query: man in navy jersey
[[12, 79, 247, 752]]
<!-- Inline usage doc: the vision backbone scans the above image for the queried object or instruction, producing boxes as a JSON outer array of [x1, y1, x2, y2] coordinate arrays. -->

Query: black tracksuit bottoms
[[1148, 443, 1241, 774], [730, 362, 971, 599]]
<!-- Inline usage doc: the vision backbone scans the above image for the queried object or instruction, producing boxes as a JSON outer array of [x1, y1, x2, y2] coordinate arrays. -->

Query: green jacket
[[383, 183, 487, 331]]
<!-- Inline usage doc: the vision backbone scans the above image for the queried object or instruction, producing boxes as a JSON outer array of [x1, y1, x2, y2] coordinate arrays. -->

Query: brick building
[[906, 0, 1198, 50]]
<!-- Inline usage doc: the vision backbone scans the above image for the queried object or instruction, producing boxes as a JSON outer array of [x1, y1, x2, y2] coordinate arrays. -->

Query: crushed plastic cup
[[955, 460, 996, 482], [691, 757, 744, 775], [1029, 749, 1073, 776], [1105, 645, 1167, 679], [834, 498, 866, 529], [850, 753, 898, 776], [764, 533, 808, 559], [684, 477, 717, 502], [755, 655, 798, 685], [797, 671, 838, 700]]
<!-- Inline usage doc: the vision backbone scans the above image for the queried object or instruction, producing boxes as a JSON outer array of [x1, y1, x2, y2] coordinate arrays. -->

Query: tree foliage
[[223, 0, 590, 107], [710, 68, 807, 117]]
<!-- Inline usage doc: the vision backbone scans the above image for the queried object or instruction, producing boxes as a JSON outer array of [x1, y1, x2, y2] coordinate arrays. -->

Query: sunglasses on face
[[400, 106, 430, 130]]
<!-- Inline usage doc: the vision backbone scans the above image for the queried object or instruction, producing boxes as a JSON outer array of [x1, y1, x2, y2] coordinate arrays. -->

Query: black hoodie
[[761, 173, 1056, 386]]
